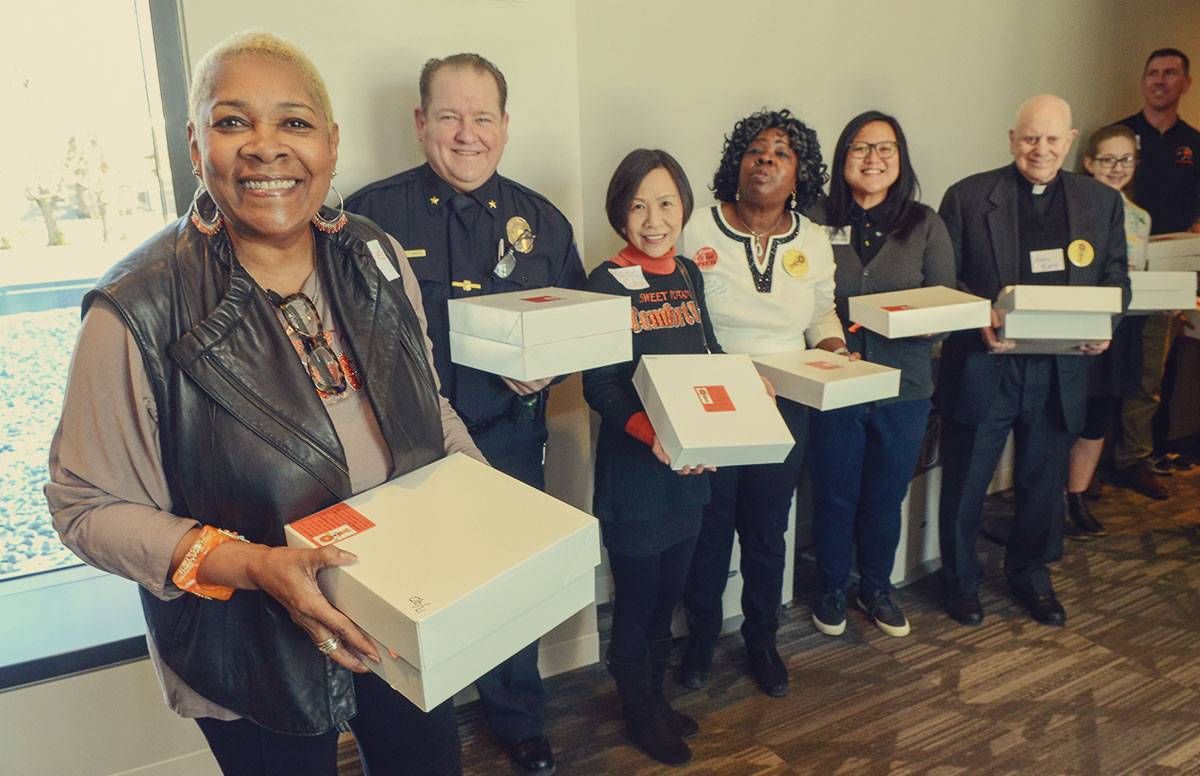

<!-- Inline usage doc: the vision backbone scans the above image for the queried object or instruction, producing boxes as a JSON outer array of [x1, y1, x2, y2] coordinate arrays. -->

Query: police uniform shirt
[[346, 163, 586, 425], [1120, 111, 1200, 234]]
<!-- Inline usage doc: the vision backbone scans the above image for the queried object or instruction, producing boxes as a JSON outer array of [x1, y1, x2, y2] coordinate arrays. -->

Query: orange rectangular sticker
[[290, 503, 376, 546], [694, 385, 735, 412], [522, 295, 562, 303], [882, 305, 913, 311], [807, 361, 844, 370]]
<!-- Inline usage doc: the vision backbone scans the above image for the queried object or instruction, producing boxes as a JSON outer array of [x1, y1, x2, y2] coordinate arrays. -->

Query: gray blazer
[[936, 165, 1131, 434], [809, 203, 956, 402]]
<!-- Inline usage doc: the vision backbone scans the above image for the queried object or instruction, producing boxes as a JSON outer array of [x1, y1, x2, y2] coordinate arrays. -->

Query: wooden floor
[[341, 462, 1200, 775]]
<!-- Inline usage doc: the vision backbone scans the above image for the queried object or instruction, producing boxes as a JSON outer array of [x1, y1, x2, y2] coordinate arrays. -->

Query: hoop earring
[[189, 181, 223, 236], [312, 184, 348, 234], [788, 189, 797, 211]]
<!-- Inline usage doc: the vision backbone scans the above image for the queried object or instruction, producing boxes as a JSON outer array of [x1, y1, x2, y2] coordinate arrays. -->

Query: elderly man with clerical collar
[[347, 53, 584, 776], [935, 95, 1131, 629]]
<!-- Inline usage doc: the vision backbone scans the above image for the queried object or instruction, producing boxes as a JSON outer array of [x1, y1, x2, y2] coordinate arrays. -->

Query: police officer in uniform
[[347, 53, 584, 776]]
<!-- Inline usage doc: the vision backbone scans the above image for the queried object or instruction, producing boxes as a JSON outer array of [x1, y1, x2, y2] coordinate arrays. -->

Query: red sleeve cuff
[[624, 411, 656, 446]]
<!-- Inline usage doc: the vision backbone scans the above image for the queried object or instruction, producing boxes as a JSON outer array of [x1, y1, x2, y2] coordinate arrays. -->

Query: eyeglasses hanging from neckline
[[268, 290, 348, 396]]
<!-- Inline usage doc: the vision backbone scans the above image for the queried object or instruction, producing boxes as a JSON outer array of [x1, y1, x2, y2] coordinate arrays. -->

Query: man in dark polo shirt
[[1111, 48, 1200, 499], [937, 95, 1130, 628], [347, 53, 584, 776]]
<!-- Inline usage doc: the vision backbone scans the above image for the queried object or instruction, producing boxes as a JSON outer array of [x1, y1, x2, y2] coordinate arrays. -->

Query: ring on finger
[[315, 636, 340, 655]]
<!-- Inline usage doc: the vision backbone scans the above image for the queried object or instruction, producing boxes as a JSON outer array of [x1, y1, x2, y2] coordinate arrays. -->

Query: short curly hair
[[711, 108, 828, 210]]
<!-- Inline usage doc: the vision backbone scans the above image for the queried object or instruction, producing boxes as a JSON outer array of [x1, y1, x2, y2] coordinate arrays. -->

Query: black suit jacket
[[937, 165, 1131, 434]]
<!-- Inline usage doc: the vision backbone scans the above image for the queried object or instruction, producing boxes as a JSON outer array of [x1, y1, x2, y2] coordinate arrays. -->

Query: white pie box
[[994, 284, 1121, 354], [848, 286, 991, 338], [631, 354, 795, 468], [1127, 271, 1198, 314], [1147, 233, 1200, 272], [751, 350, 901, 410], [284, 453, 601, 711], [448, 287, 631, 380]]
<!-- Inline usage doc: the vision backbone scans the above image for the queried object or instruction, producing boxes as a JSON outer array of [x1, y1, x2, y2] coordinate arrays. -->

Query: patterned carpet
[[340, 462, 1200, 775]]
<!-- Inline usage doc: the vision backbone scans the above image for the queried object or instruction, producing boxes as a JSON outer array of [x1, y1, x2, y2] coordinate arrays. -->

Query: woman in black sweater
[[583, 149, 720, 766]]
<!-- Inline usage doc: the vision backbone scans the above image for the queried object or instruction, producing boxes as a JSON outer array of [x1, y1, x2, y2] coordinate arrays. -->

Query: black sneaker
[[812, 588, 847, 636], [857, 589, 911, 637], [1146, 455, 1175, 476]]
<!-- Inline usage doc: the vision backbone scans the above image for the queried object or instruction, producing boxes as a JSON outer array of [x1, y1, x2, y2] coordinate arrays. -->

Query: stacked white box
[[848, 286, 991, 338], [1128, 271, 1198, 313], [631, 354, 795, 469], [284, 453, 601, 711], [1146, 233, 1200, 272], [751, 350, 900, 410], [448, 287, 631, 380], [994, 285, 1121, 354]]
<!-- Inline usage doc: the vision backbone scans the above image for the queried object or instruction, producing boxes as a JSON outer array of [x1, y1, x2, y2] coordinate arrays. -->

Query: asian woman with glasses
[[805, 110, 956, 639]]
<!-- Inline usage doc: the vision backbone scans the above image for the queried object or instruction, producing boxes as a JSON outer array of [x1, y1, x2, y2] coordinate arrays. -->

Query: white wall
[[7, 2, 1200, 773], [575, 0, 1200, 266]]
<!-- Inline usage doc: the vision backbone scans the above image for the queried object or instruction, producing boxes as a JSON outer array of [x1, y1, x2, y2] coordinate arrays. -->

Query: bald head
[[1009, 94, 1078, 185]]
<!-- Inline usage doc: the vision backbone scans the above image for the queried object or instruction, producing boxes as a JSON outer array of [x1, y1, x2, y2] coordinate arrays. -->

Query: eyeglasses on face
[[1092, 154, 1136, 169], [273, 291, 347, 396], [847, 141, 899, 159]]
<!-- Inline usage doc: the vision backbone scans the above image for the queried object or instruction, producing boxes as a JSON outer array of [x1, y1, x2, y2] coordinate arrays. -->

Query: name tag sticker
[[1030, 248, 1065, 273], [608, 265, 649, 290], [366, 239, 400, 281], [826, 226, 851, 245]]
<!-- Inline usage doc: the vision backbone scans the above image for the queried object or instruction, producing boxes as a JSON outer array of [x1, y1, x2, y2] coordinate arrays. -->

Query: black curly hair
[[711, 108, 828, 210]]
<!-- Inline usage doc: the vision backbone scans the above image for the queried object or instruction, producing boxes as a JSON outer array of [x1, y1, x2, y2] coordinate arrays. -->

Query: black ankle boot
[[607, 651, 692, 766], [1067, 492, 1106, 536], [678, 637, 715, 689], [648, 638, 699, 738]]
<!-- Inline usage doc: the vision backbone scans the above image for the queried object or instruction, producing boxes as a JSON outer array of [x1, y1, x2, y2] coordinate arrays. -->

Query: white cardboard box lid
[[632, 354, 794, 449], [447, 287, 628, 346], [284, 453, 600, 670], [751, 349, 900, 384], [1129, 270, 1198, 291], [994, 285, 1122, 313], [850, 285, 990, 315], [1148, 232, 1200, 259]]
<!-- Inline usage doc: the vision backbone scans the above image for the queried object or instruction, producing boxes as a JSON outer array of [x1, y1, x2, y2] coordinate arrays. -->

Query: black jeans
[[195, 671, 461, 775], [607, 532, 700, 662], [683, 398, 809, 648]]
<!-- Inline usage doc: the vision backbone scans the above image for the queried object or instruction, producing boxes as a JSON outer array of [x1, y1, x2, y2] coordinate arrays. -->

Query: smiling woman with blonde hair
[[46, 30, 476, 774]]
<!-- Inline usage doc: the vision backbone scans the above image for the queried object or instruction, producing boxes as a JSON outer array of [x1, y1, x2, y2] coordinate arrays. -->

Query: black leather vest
[[84, 213, 445, 734]]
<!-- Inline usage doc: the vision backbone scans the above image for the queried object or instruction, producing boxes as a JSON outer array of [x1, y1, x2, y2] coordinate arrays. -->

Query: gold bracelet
[[171, 525, 247, 601]]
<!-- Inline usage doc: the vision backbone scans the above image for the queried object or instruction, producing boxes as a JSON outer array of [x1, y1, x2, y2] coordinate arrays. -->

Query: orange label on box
[[807, 361, 844, 370], [882, 305, 913, 311], [290, 503, 376, 546], [694, 385, 735, 412], [522, 295, 562, 303]]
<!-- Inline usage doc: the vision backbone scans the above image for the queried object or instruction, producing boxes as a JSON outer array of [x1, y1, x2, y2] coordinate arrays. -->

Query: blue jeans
[[809, 398, 931, 598]]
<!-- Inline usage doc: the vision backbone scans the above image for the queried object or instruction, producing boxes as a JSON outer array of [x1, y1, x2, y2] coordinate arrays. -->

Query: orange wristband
[[171, 525, 247, 601]]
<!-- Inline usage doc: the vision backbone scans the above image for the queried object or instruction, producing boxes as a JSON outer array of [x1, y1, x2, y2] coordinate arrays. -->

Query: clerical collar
[[1011, 163, 1061, 197]]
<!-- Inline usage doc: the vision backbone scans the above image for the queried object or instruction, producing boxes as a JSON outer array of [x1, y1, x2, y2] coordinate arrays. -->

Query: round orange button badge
[[1067, 239, 1094, 268], [782, 249, 808, 278], [693, 246, 718, 269]]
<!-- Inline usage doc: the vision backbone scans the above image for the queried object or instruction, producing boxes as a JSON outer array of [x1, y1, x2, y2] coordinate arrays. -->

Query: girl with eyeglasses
[[805, 110, 956, 639], [1066, 125, 1161, 532]]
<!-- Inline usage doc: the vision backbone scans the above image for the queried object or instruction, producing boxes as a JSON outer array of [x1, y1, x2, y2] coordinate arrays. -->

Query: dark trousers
[[809, 398, 931, 597], [938, 357, 1074, 596], [470, 414, 548, 744], [195, 671, 461, 776], [683, 398, 809, 648], [607, 533, 700, 662]]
